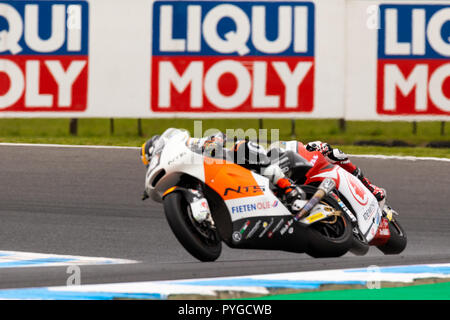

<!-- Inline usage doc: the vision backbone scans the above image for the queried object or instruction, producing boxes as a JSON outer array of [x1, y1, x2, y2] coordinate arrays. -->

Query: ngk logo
[[0, 1, 88, 112], [151, 1, 315, 113], [377, 5, 450, 115]]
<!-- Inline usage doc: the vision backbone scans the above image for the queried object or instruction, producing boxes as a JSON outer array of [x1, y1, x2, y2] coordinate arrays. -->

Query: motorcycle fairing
[[203, 158, 264, 200], [311, 167, 381, 242], [280, 141, 382, 242], [228, 216, 309, 253]]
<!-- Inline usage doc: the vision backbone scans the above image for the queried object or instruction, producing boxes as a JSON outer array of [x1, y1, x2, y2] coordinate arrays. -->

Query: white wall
[[0, 0, 448, 120]]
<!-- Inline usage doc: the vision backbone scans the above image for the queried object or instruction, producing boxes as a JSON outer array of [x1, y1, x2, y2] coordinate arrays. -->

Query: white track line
[[0, 250, 137, 268], [349, 154, 450, 162], [0, 142, 448, 162], [0, 142, 139, 150]]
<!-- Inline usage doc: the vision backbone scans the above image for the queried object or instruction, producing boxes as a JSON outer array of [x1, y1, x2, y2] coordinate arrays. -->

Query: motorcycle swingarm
[[296, 201, 342, 226]]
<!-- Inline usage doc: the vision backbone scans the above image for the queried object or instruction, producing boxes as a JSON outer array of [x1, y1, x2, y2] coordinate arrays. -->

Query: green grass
[[244, 281, 450, 300], [0, 118, 448, 158]]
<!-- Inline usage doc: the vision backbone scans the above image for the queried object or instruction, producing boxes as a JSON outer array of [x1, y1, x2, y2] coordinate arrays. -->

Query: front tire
[[377, 218, 407, 255], [163, 192, 222, 262]]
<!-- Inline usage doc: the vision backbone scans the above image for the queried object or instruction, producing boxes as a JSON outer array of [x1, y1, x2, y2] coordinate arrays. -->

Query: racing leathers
[[305, 141, 386, 203]]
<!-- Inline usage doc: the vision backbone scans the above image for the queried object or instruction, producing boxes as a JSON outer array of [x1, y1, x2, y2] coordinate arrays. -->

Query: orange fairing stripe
[[163, 186, 178, 197], [203, 158, 264, 200]]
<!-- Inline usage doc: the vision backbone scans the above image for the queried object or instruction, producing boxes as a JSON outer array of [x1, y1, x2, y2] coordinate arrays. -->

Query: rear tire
[[377, 218, 407, 255], [163, 192, 222, 262], [305, 213, 353, 258], [301, 186, 353, 258]]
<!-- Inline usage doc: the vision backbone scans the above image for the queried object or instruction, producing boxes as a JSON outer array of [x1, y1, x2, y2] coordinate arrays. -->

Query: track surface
[[0, 145, 449, 289]]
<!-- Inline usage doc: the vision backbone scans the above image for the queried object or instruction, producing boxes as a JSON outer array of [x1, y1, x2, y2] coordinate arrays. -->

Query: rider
[[141, 132, 385, 212], [304, 141, 385, 202], [141, 132, 307, 214]]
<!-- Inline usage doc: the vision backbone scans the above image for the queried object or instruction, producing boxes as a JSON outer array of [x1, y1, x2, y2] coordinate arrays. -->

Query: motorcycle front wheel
[[163, 191, 222, 262], [376, 218, 407, 255]]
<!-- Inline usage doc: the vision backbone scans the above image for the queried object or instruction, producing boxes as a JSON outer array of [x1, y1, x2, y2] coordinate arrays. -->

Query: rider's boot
[[276, 178, 305, 214]]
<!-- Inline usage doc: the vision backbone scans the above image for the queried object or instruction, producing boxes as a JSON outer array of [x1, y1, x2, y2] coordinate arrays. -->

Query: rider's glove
[[306, 141, 332, 156]]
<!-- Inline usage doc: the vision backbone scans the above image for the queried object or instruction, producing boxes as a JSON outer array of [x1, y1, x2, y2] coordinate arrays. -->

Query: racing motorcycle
[[272, 141, 407, 257], [143, 128, 406, 261]]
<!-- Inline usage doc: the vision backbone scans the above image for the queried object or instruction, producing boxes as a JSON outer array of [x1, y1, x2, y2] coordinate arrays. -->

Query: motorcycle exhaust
[[294, 178, 336, 221]]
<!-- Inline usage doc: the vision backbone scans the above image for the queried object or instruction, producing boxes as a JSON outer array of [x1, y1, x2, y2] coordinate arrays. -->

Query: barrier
[[345, 0, 450, 120], [0, 0, 448, 120]]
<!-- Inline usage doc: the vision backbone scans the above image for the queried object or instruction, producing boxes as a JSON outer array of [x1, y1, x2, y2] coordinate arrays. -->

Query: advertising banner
[[0, 1, 89, 113], [151, 1, 315, 114], [0, 0, 346, 118], [345, 0, 450, 120], [377, 4, 450, 116], [2, 0, 446, 120]]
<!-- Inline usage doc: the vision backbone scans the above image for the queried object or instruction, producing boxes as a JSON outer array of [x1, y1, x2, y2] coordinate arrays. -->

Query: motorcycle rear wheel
[[305, 213, 353, 258], [301, 186, 353, 258], [163, 191, 222, 262]]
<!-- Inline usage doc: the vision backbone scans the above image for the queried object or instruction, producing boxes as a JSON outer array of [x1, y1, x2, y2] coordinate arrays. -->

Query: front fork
[[162, 186, 215, 226]]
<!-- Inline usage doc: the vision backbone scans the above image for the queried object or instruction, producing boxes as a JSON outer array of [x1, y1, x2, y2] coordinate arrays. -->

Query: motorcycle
[[273, 140, 407, 257], [144, 128, 406, 261]]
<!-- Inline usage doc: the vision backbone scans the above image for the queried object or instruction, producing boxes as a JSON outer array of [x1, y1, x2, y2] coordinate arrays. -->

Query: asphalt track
[[0, 145, 449, 290]]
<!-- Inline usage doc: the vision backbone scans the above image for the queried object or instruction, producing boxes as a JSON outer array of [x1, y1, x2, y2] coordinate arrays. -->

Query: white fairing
[[310, 167, 382, 242], [144, 128, 205, 202]]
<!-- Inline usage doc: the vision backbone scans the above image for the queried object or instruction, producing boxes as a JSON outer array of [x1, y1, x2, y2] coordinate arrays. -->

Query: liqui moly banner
[[0, 0, 352, 119], [0, 0, 89, 113], [151, 1, 316, 114], [377, 4, 450, 116], [345, 1, 449, 120]]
